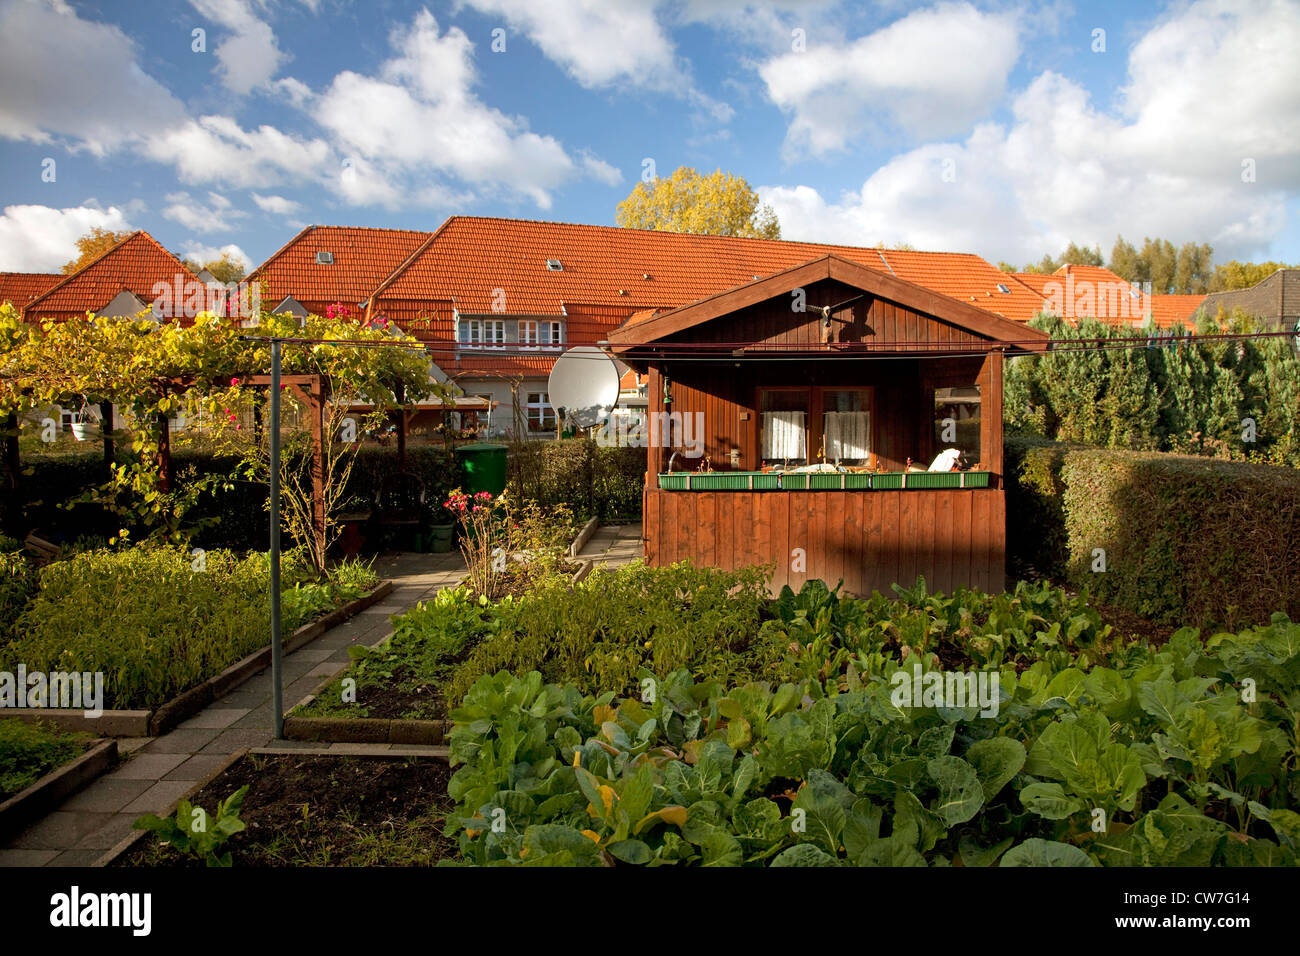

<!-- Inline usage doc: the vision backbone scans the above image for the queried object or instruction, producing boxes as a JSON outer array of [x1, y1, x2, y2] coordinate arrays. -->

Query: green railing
[[656, 471, 990, 491]]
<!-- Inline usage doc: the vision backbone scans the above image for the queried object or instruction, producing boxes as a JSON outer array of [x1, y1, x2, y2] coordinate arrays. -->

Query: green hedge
[[3, 445, 462, 550], [1006, 436, 1300, 627], [507, 439, 643, 521]]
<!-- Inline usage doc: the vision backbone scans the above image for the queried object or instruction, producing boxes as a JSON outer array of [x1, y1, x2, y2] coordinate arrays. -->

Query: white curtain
[[823, 411, 870, 461], [762, 411, 806, 460]]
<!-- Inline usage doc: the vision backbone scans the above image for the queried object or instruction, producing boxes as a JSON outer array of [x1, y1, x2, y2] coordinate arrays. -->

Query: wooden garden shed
[[607, 255, 1050, 596]]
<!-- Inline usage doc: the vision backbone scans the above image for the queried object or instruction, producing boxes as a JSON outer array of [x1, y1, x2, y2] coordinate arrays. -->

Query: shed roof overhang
[[606, 254, 1050, 369]]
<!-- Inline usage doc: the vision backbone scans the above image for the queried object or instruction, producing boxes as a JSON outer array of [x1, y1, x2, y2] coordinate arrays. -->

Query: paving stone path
[[0, 552, 464, 867], [577, 522, 642, 567]]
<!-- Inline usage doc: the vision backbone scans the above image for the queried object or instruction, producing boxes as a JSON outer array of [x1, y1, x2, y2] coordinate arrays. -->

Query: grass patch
[[0, 718, 90, 801]]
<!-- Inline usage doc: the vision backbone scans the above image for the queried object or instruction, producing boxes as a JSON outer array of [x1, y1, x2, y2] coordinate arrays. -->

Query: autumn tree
[[62, 227, 133, 273], [616, 167, 780, 239], [185, 250, 247, 283], [1208, 259, 1297, 292]]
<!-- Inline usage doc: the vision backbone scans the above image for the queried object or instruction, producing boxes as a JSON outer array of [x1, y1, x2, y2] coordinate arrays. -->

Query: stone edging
[[283, 629, 448, 745], [570, 560, 594, 586], [1, 580, 394, 738], [283, 715, 448, 745], [568, 516, 599, 558], [0, 739, 118, 839], [92, 747, 249, 868]]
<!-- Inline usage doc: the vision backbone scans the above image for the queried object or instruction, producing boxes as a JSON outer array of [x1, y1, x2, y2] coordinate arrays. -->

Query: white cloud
[[162, 191, 244, 233], [759, 1, 1021, 156], [0, 203, 133, 272], [0, 0, 186, 153], [251, 193, 302, 215], [460, 0, 732, 120], [179, 241, 253, 272], [462, 0, 675, 88], [314, 9, 614, 208], [146, 115, 334, 189], [760, 0, 1300, 264], [189, 0, 289, 95]]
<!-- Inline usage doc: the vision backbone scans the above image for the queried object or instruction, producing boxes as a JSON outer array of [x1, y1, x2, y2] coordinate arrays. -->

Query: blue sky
[[0, 0, 1297, 274]]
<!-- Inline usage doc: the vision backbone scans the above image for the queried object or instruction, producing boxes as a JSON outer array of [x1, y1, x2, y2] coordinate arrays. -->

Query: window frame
[[755, 385, 875, 469], [525, 391, 556, 432]]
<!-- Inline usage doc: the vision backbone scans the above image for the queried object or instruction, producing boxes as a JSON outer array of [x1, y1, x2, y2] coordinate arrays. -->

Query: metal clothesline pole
[[269, 339, 284, 739]]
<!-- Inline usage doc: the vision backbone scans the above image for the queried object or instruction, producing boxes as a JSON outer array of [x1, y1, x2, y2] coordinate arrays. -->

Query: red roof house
[[247, 225, 432, 320], [0, 272, 61, 311], [22, 232, 193, 324]]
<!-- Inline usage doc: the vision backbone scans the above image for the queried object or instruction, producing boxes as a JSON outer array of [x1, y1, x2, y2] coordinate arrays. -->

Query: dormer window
[[545, 259, 563, 272], [520, 319, 563, 347], [315, 251, 334, 265]]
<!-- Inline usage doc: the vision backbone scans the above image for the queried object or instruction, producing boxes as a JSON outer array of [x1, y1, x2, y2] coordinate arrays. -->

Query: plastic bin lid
[[455, 442, 507, 454]]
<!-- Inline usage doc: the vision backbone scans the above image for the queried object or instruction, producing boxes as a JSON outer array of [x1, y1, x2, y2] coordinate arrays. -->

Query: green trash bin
[[456, 442, 508, 497]]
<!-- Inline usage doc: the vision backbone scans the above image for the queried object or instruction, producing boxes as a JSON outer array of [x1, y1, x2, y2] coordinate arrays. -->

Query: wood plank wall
[[643, 487, 1006, 596]]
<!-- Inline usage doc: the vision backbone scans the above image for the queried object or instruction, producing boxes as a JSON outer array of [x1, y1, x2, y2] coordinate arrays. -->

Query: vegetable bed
[[1, 545, 380, 711], [119, 754, 455, 867]]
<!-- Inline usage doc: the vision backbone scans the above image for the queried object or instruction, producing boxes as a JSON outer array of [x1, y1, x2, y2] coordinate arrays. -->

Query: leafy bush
[[0, 718, 88, 801], [444, 609, 1300, 867], [0, 549, 37, 642], [507, 439, 643, 521], [1006, 436, 1300, 627], [133, 786, 249, 867], [2, 546, 378, 709], [6, 444, 462, 551]]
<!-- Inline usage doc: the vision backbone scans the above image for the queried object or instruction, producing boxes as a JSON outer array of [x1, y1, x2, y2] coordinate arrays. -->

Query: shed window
[[758, 387, 873, 468], [933, 386, 980, 464], [821, 390, 871, 464], [760, 390, 807, 465]]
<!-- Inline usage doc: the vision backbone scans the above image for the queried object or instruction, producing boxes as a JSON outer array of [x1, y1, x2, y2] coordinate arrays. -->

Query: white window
[[526, 392, 556, 431], [460, 319, 505, 347], [520, 320, 563, 347]]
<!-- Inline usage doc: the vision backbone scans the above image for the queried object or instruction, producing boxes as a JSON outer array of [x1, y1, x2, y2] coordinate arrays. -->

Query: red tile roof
[[0, 272, 61, 310], [23, 232, 191, 322], [371, 217, 1049, 325], [1011, 267, 1205, 329], [249, 225, 432, 318]]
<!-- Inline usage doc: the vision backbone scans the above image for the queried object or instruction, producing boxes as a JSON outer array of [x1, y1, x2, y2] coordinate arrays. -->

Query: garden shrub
[[1061, 449, 1300, 627], [507, 438, 643, 521], [6, 444, 462, 551], [0, 549, 37, 642], [2, 546, 378, 709], [0, 718, 87, 801], [443, 609, 1300, 867], [1006, 437, 1300, 627]]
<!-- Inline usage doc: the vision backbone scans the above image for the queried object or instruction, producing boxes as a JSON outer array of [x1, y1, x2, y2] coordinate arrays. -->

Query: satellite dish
[[547, 346, 621, 428]]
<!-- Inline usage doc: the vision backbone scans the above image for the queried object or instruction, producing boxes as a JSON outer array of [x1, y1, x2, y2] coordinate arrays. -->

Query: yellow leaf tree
[[61, 227, 134, 274], [616, 167, 780, 239]]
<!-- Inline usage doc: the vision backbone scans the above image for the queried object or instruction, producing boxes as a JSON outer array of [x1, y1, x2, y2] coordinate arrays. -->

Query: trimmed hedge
[[507, 439, 643, 521], [3, 444, 462, 550], [1006, 436, 1300, 627]]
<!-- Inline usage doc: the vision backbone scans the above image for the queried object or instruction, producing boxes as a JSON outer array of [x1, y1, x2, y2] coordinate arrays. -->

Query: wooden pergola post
[[2, 412, 18, 525], [155, 412, 172, 493], [394, 382, 407, 470], [99, 401, 114, 479]]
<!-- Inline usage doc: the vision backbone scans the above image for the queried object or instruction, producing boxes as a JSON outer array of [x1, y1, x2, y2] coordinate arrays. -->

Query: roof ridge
[[369, 215, 459, 301]]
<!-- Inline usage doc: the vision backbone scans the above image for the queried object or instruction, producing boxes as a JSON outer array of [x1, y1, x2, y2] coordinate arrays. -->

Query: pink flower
[[230, 377, 241, 387]]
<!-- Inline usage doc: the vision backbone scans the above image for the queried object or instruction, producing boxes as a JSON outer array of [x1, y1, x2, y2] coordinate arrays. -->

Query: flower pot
[[69, 422, 91, 441], [430, 523, 455, 553]]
